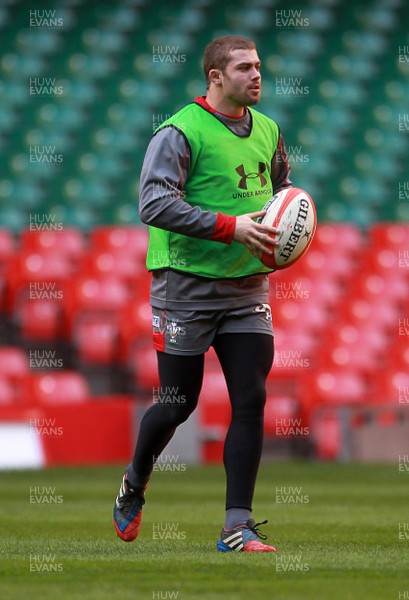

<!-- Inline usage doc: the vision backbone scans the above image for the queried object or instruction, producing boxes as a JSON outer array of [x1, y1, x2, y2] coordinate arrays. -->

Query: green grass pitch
[[0, 462, 408, 599]]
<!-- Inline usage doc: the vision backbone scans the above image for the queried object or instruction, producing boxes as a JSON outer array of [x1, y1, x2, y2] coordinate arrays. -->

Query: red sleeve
[[271, 132, 293, 192], [211, 212, 236, 244]]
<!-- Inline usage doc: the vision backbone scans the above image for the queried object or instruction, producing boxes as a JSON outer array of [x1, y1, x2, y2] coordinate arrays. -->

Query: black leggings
[[132, 333, 274, 510]]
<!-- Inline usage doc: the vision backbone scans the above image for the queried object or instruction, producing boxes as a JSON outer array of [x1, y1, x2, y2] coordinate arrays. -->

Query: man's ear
[[208, 69, 222, 86]]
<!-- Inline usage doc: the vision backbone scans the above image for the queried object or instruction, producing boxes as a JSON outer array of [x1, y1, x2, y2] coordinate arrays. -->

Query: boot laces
[[117, 482, 144, 515], [248, 519, 268, 541]]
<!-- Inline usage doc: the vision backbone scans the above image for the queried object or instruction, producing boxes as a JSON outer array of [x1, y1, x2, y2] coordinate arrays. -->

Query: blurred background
[[0, 0, 408, 469]]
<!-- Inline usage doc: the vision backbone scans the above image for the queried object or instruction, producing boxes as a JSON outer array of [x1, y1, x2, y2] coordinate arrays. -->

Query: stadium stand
[[0, 0, 408, 464]]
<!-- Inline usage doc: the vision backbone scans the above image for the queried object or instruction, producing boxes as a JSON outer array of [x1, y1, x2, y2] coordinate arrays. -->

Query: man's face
[[216, 48, 261, 107]]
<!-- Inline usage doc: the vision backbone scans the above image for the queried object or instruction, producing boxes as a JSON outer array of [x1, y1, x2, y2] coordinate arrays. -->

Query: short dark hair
[[203, 36, 256, 88]]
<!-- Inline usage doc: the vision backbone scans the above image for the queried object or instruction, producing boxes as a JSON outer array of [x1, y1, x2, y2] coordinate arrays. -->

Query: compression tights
[[130, 333, 274, 510]]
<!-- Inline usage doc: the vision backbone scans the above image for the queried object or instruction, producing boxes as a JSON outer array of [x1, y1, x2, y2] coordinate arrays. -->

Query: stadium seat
[[72, 318, 121, 365], [117, 298, 152, 364], [0, 347, 30, 378], [67, 275, 131, 364], [89, 226, 148, 263], [5, 250, 75, 313], [271, 270, 341, 309], [350, 270, 408, 304], [128, 336, 159, 390], [15, 296, 66, 341], [361, 246, 409, 280], [337, 297, 400, 332], [308, 276, 344, 308], [82, 249, 148, 294], [28, 371, 91, 405], [0, 376, 16, 405], [371, 369, 409, 406], [368, 223, 409, 250], [0, 229, 15, 309], [271, 295, 330, 334], [328, 323, 388, 355], [300, 367, 370, 425], [264, 395, 299, 437], [290, 246, 357, 282], [318, 336, 381, 374], [312, 223, 363, 255], [319, 321, 390, 376], [388, 343, 409, 373], [270, 328, 317, 378], [0, 347, 30, 404], [311, 411, 343, 461], [199, 370, 230, 464], [68, 275, 131, 314], [0, 228, 15, 265], [19, 228, 86, 262]]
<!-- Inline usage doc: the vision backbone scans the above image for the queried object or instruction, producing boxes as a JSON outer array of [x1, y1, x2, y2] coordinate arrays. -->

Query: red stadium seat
[[82, 249, 148, 292], [350, 270, 408, 304], [311, 223, 363, 255], [316, 323, 389, 374], [0, 347, 30, 404], [300, 367, 370, 426], [281, 247, 356, 281], [368, 223, 409, 251], [28, 371, 91, 405], [0, 230, 15, 310], [270, 273, 318, 302], [69, 275, 131, 313], [371, 369, 409, 406], [304, 275, 342, 308], [311, 411, 343, 460], [269, 270, 344, 321], [67, 276, 131, 365], [288, 224, 362, 281], [387, 342, 409, 373], [269, 328, 317, 380], [312, 369, 369, 403], [264, 395, 299, 436], [271, 295, 330, 334], [128, 336, 159, 390], [0, 376, 18, 405], [359, 247, 409, 295], [117, 299, 152, 364], [337, 297, 400, 332], [200, 370, 230, 424], [16, 297, 66, 341], [0, 347, 30, 378], [5, 250, 75, 313], [319, 339, 380, 374], [0, 228, 15, 267], [73, 318, 120, 365], [90, 226, 148, 264], [199, 369, 230, 463], [19, 228, 86, 262], [81, 250, 151, 309]]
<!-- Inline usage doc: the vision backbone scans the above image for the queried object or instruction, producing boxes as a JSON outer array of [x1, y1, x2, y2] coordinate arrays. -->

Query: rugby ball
[[257, 187, 317, 270]]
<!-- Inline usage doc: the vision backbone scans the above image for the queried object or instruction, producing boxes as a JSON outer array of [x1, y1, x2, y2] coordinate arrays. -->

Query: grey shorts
[[152, 303, 273, 355]]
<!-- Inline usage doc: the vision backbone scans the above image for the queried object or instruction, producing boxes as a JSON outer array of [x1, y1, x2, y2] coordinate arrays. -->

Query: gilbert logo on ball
[[256, 187, 317, 270]]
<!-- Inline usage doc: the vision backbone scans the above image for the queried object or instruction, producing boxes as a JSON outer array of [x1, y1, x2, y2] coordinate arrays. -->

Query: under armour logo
[[254, 303, 272, 321], [236, 163, 268, 190]]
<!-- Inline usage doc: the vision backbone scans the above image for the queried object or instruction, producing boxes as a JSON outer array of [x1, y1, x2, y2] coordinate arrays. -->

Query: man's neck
[[204, 91, 245, 118]]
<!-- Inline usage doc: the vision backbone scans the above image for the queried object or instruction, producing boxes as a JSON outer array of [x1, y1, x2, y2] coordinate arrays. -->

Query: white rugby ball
[[257, 187, 317, 270]]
